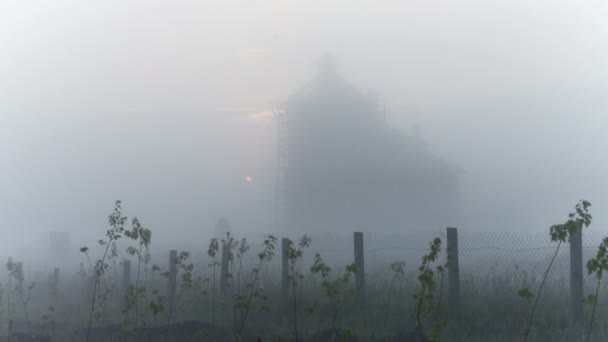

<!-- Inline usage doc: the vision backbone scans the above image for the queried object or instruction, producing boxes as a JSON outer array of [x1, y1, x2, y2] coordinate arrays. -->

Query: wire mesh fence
[[4, 227, 608, 341], [10, 227, 608, 312], [205, 228, 608, 298]]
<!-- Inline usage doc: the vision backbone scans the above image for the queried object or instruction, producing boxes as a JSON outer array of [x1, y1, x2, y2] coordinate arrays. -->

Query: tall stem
[[230, 258, 237, 335], [7, 275, 11, 332], [212, 259, 216, 340], [585, 278, 602, 342], [523, 241, 562, 342], [238, 252, 267, 336], [86, 238, 112, 342], [134, 246, 142, 328], [291, 260, 299, 342], [434, 271, 445, 321]]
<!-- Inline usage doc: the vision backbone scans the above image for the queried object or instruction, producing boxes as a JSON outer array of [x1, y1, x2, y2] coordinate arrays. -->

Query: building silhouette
[[278, 56, 460, 234]]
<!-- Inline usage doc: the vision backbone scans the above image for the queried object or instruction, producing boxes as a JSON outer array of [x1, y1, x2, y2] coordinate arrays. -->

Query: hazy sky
[[2, 1, 608, 251]]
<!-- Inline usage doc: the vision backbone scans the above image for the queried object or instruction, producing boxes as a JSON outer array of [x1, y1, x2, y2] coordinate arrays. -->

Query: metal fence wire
[[214, 229, 608, 296], [99, 228, 608, 302]]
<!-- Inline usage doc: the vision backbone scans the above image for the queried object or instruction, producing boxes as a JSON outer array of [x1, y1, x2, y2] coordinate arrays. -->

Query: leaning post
[[447, 227, 460, 318]]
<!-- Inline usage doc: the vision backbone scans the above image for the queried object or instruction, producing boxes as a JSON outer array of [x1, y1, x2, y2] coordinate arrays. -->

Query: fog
[[2, 0, 608, 256]]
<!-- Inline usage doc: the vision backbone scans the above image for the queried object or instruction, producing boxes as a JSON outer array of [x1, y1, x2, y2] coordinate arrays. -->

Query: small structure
[[277, 56, 460, 234]]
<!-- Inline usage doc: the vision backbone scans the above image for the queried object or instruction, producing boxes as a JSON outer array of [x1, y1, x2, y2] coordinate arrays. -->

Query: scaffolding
[[274, 107, 288, 234]]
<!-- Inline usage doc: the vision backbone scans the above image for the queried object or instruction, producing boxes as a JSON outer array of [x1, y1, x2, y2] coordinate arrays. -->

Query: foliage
[[235, 234, 277, 337], [584, 236, 608, 342], [207, 237, 220, 335], [221, 231, 252, 335], [285, 235, 312, 341], [521, 200, 592, 342], [4, 199, 608, 341], [5, 258, 21, 328], [310, 252, 356, 339], [81, 200, 152, 341], [148, 289, 167, 327], [124, 216, 153, 327], [165, 250, 194, 324], [414, 237, 447, 342]]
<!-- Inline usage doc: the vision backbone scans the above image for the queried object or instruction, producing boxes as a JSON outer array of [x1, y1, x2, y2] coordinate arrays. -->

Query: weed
[[236, 234, 277, 338], [285, 235, 312, 341], [521, 200, 591, 342], [208, 238, 220, 336], [414, 237, 447, 342], [310, 252, 356, 339], [124, 217, 152, 328], [584, 236, 608, 341]]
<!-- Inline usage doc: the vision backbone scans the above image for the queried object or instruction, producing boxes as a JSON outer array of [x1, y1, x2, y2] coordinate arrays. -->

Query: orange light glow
[[244, 176, 253, 183]]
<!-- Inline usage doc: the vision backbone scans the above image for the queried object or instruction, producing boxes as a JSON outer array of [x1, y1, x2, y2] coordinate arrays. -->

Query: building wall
[[282, 72, 460, 234]]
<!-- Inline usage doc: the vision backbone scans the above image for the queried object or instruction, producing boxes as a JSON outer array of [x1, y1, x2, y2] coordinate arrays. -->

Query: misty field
[[0, 201, 607, 342]]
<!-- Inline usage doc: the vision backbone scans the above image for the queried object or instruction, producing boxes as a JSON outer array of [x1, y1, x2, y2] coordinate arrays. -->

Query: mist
[[3, 1, 608, 341], [3, 1, 607, 244]]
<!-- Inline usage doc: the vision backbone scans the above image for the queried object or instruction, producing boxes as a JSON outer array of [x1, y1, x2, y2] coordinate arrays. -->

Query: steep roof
[[284, 58, 461, 181]]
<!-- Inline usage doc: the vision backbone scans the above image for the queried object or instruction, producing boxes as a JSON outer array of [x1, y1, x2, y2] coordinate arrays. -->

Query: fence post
[[50, 268, 60, 305], [168, 250, 177, 309], [282, 238, 290, 298], [447, 227, 460, 318], [354, 232, 366, 304], [122, 260, 131, 295], [220, 243, 230, 295], [52, 267, 60, 287], [570, 228, 583, 323]]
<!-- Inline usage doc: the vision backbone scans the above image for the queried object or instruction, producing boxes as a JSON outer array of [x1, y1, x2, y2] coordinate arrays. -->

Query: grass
[[2, 242, 608, 341], [2, 201, 608, 341]]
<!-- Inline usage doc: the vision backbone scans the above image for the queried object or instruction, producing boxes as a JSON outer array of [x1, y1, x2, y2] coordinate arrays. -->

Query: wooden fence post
[[122, 260, 131, 295], [447, 227, 460, 318], [282, 238, 290, 298], [51, 267, 60, 293], [354, 232, 366, 304], [168, 250, 177, 309], [52, 268, 60, 288], [50, 267, 60, 306], [220, 244, 230, 295], [570, 228, 583, 323]]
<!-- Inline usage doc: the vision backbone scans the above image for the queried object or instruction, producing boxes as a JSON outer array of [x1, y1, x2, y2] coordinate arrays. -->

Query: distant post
[[168, 250, 177, 307], [50, 268, 60, 305], [447, 227, 460, 318], [220, 244, 230, 295], [354, 232, 366, 304], [570, 228, 584, 323], [122, 260, 131, 295], [51, 268, 60, 293], [281, 238, 290, 298]]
